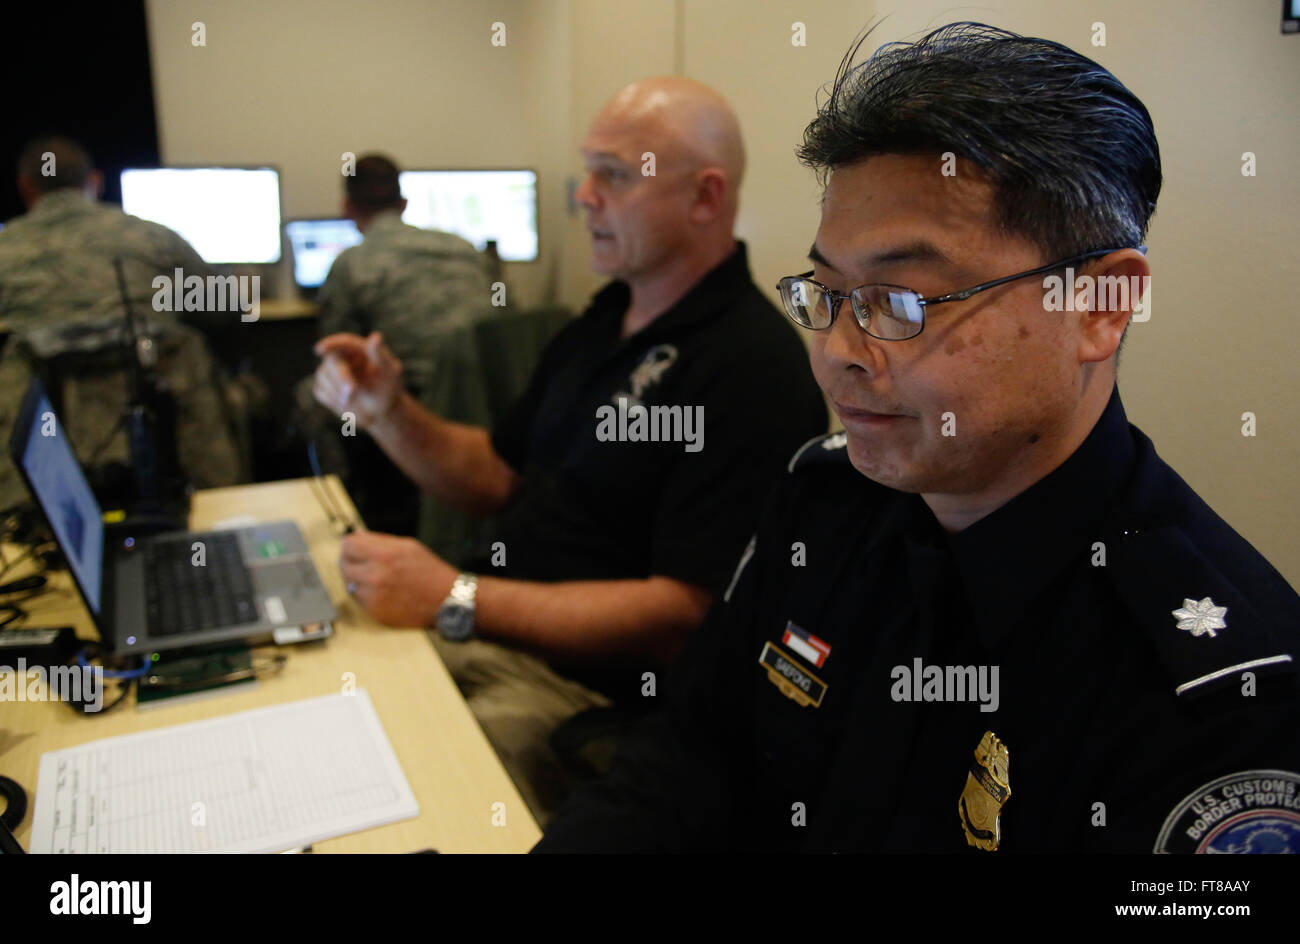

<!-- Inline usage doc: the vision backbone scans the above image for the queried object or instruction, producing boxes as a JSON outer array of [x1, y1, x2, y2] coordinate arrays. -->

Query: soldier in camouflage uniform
[[0, 137, 245, 510], [301, 154, 493, 537], [0, 137, 212, 331], [317, 154, 492, 398]]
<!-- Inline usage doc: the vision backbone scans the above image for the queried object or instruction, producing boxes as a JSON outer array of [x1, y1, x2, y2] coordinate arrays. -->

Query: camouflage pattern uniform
[[0, 191, 245, 509], [316, 210, 493, 397], [0, 190, 211, 330], [298, 211, 495, 542]]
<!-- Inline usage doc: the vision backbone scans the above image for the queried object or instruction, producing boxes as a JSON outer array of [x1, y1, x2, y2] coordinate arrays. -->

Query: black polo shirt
[[477, 242, 827, 699], [536, 387, 1300, 852]]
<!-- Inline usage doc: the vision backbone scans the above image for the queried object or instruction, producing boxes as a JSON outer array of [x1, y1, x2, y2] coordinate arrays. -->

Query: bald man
[[311, 77, 826, 821]]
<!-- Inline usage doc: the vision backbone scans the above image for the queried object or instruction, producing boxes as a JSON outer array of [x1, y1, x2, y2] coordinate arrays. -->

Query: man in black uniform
[[312, 76, 827, 820], [536, 24, 1300, 852]]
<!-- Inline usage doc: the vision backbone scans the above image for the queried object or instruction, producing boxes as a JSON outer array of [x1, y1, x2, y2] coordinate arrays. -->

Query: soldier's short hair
[[17, 136, 94, 194], [346, 154, 404, 213]]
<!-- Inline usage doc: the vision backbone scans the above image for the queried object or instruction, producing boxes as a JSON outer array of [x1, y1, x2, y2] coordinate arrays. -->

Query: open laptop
[[9, 378, 336, 656]]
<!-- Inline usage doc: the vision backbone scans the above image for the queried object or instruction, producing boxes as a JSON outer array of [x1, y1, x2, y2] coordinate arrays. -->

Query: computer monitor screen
[[399, 170, 537, 262], [19, 389, 104, 615], [285, 218, 362, 288], [120, 167, 282, 264]]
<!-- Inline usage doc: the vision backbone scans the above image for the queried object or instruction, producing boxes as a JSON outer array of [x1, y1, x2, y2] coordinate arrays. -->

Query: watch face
[[437, 604, 474, 641]]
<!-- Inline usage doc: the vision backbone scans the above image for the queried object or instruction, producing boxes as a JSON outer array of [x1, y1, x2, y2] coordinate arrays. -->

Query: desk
[[1, 476, 541, 853], [257, 299, 319, 321]]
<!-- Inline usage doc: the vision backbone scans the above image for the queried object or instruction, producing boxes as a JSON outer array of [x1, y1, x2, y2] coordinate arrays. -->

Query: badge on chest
[[758, 641, 828, 708], [959, 730, 1012, 851]]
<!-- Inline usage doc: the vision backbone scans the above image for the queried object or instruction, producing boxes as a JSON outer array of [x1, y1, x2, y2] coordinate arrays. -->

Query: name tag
[[758, 641, 827, 708]]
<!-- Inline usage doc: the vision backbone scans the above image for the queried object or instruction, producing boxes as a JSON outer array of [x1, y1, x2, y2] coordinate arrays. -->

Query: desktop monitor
[[398, 169, 538, 262], [120, 166, 282, 264], [285, 218, 362, 289]]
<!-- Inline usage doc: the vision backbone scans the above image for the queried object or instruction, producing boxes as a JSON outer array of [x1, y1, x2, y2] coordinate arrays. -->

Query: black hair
[[345, 154, 403, 213], [798, 22, 1162, 261]]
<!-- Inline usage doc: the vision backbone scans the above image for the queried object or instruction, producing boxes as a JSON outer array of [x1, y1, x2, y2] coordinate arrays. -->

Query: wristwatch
[[435, 573, 479, 641]]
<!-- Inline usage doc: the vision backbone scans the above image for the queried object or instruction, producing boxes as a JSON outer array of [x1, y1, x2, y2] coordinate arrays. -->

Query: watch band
[[435, 572, 479, 640]]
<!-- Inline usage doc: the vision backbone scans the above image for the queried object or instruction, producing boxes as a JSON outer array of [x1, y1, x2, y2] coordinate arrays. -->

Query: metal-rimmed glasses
[[776, 246, 1145, 340]]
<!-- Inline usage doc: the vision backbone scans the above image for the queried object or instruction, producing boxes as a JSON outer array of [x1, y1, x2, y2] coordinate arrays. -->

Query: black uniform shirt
[[537, 387, 1300, 852], [477, 242, 827, 702]]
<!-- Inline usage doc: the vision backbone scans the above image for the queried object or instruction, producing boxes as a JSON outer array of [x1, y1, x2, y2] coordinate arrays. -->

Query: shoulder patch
[[1103, 524, 1296, 699], [787, 431, 850, 473], [1155, 769, 1300, 853]]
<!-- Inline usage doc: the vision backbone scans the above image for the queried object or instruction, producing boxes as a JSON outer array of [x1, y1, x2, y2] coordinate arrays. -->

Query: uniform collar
[[589, 240, 753, 343], [946, 386, 1136, 649], [362, 209, 406, 235], [29, 189, 95, 220]]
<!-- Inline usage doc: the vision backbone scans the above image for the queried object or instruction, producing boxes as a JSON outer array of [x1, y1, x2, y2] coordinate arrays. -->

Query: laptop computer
[[9, 377, 336, 656], [285, 218, 362, 299]]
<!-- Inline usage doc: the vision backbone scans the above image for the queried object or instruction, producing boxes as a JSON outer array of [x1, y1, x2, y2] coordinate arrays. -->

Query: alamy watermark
[[890, 657, 999, 713], [50, 874, 151, 924], [595, 396, 704, 453], [0, 659, 103, 712], [151, 268, 261, 322], [1042, 269, 1150, 322]]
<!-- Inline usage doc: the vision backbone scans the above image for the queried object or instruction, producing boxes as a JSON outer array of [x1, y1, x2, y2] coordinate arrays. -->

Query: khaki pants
[[430, 634, 610, 827]]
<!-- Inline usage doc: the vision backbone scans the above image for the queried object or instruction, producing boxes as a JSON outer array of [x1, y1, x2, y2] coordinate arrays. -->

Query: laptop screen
[[285, 218, 362, 288], [19, 390, 105, 615]]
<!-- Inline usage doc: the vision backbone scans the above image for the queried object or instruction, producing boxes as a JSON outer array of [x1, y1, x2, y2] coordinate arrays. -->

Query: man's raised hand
[[312, 331, 404, 429]]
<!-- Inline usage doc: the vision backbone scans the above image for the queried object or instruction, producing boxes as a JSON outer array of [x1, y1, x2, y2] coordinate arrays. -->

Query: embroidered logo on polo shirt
[[1172, 597, 1228, 638], [614, 344, 678, 407]]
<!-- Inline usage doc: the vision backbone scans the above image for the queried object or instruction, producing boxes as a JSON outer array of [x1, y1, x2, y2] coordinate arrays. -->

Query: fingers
[[365, 331, 403, 375], [312, 359, 353, 413], [339, 529, 375, 564], [315, 333, 369, 359]]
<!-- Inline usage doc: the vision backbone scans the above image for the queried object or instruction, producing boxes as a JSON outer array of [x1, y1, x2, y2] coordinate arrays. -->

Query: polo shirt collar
[[591, 240, 753, 344], [945, 385, 1136, 649]]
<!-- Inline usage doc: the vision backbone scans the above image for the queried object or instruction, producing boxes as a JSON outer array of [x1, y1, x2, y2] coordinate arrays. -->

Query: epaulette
[[1102, 521, 1296, 700], [787, 430, 852, 473]]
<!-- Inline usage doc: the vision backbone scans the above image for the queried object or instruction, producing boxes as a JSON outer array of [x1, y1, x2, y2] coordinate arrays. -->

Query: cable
[[76, 648, 153, 679], [0, 775, 26, 832], [0, 540, 54, 585], [307, 440, 358, 533], [0, 570, 58, 630]]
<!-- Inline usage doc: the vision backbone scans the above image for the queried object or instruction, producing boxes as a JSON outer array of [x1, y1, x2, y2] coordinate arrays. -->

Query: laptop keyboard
[[144, 533, 258, 637]]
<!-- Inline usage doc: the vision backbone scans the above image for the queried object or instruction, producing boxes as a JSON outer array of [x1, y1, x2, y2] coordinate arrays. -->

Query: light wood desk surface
[[2, 476, 540, 853], [257, 299, 319, 321]]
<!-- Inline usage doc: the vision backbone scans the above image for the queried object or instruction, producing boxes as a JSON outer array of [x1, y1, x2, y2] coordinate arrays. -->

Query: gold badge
[[958, 731, 1011, 851]]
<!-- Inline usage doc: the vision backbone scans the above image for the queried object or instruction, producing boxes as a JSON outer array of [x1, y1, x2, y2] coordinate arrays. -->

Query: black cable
[[307, 440, 358, 533], [0, 775, 26, 832], [61, 643, 139, 716], [0, 585, 60, 630]]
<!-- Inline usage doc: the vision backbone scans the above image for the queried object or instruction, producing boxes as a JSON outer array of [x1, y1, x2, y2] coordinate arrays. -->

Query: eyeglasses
[[776, 246, 1145, 341]]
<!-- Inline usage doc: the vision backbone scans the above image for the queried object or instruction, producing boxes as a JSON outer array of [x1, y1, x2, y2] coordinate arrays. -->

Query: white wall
[[146, 0, 567, 308], [147, 0, 1299, 585]]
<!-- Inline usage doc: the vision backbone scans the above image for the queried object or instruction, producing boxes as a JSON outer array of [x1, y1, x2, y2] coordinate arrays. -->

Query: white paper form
[[30, 690, 418, 853]]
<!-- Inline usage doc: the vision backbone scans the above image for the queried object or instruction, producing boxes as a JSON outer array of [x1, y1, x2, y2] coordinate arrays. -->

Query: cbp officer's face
[[807, 154, 1083, 501], [575, 111, 695, 281]]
